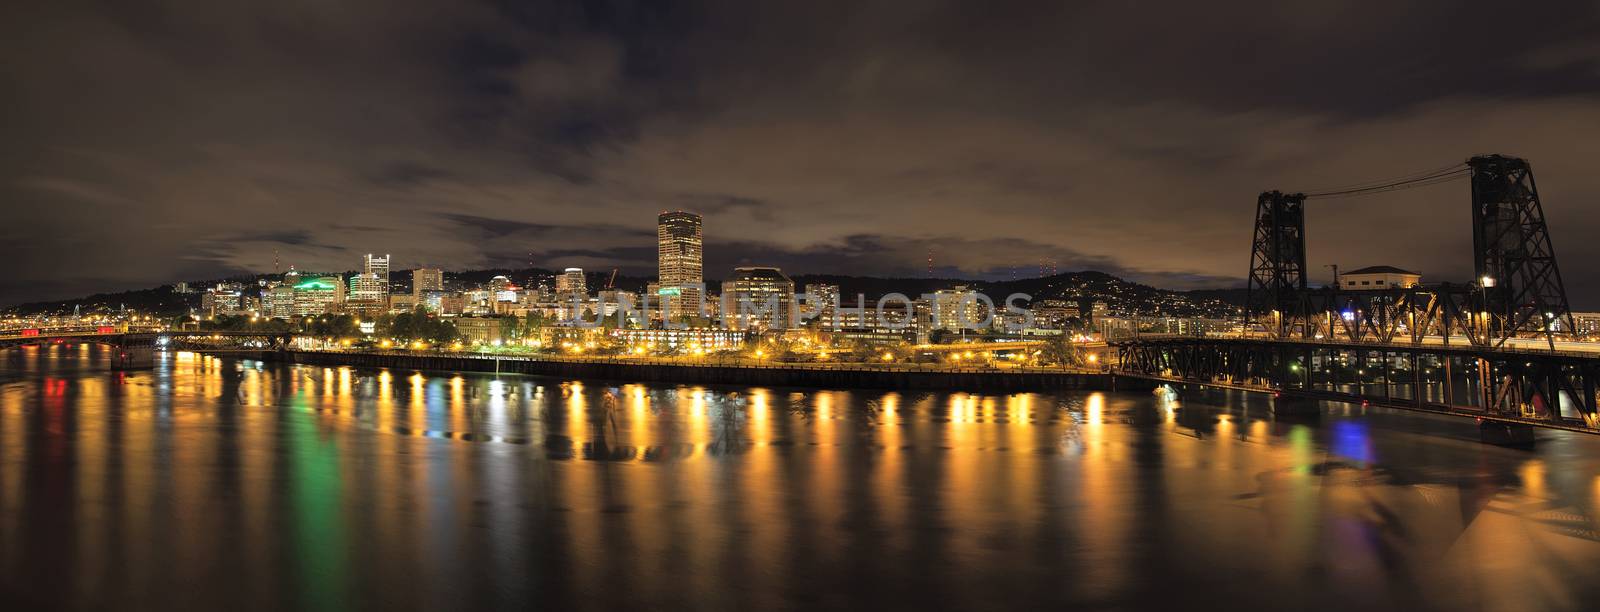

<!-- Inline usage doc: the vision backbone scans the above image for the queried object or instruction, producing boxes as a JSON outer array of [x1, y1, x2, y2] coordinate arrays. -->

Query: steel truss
[[1469, 155, 1576, 345], [1243, 155, 1576, 349], [1114, 336, 1600, 432], [1244, 191, 1307, 335]]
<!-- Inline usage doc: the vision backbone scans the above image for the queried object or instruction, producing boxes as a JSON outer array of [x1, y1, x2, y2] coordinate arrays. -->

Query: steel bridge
[[0, 328, 295, 369], [1113, 154, 1596, 444]]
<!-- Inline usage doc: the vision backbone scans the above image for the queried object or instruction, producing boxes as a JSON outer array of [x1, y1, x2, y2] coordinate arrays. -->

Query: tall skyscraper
[[364, 253, 390, 296], [658, 211, 704, 320]]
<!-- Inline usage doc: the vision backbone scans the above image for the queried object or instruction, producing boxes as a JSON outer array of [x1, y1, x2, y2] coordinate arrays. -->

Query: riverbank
[[263, 349, 1115, 392]]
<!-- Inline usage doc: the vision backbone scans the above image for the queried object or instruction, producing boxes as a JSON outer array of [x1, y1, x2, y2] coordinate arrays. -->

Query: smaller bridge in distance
[[0, 327, 296, 369]]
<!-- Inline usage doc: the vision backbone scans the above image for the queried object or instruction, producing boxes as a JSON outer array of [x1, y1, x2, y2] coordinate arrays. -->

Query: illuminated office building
[[413, 268, 444, 297], [658, 211, 704, 320], [363, 253, 390, 296], [721, 266, 794, 331], [556, 267, 587, 297]]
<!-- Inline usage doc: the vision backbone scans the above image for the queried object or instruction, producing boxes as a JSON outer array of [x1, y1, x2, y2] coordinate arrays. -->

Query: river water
[[3, 344, 1600, 611]]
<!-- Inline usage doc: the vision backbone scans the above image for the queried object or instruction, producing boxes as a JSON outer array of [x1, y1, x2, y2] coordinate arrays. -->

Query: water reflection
[[2, 348, 1600, 611]]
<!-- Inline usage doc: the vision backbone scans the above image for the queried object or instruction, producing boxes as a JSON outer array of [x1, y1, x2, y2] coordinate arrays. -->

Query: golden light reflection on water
[[734, 386, 782, 599], [687, 386, 708, 448], [0, 351, 1599, 610], [1077, 391, 1124, 600], [875, 391, 904, 554], [1085, 391, 1105, 426], [809, 391, 841, 564], [1520, 460, 1547, 499]]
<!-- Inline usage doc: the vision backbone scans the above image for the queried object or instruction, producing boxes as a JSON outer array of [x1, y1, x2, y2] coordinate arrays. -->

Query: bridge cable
[[1302, 165, 1470, 200], [1295, 162, 1467, 195]]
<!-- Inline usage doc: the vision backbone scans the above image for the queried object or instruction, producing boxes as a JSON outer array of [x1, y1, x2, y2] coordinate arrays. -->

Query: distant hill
[[4, 269, 1241, 319], [6, 284, 202, 316]]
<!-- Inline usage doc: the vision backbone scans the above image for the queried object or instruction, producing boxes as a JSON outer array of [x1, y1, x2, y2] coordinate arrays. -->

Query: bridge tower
[[1468, 155, 1575, 345], [1245, 191, 1308, 337]]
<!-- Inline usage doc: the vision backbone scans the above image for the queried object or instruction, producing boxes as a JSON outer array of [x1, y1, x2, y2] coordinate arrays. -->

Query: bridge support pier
[[1478, 421, 1535, 447], [1271, 394, 1320, 417], [111, 346, 154, 370], [1107, 374, 1157, 393]]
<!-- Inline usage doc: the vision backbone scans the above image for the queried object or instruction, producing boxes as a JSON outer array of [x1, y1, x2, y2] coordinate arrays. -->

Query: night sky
[[5, 1, 1600, 306]]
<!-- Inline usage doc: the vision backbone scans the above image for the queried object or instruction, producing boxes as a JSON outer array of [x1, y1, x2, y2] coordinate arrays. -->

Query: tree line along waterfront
[[190, 307, 1095, 369]]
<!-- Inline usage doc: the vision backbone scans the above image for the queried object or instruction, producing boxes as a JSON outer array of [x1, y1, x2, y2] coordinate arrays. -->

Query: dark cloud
[[215, 230, 328, 247], [4, 1, 1600, 306], [363, 161, 456, 189], [437, 213, 654, 240]]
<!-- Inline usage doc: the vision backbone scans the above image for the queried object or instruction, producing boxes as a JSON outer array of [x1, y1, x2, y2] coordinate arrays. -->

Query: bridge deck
[[1111, 334, 1600, 436]]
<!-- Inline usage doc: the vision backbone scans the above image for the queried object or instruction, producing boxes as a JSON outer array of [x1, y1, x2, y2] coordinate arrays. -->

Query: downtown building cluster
[[187, 210, 1236, 349]]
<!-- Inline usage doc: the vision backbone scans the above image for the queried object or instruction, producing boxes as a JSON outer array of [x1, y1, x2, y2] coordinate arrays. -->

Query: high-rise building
[[804, 283, 840, 327], [658, 211, 704, 319], [292, 275, 343, 316], [347, 272, 386, 315], [200, 285, 243, 317], [412, 268, 444, 297], [363, 254, 390, 297], [488, 275, 520, 309], [556, 267, 586, 297], [721, 267, 794, 331], [930, 285, 986, 332], [268, 283, 295, 319]]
